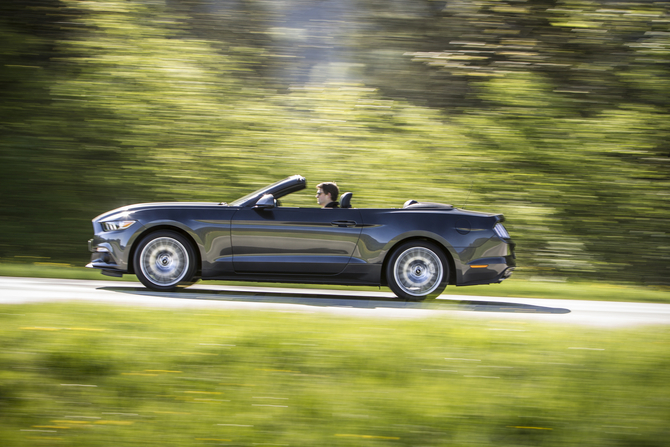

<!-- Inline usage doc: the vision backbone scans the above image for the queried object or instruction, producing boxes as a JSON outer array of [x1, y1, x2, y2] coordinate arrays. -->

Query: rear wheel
[[134, 231, 197, 291], [386, 241, 448, 301]]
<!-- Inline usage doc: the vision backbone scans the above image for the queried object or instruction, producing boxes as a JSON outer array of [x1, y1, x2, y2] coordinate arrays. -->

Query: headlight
[[494, 223, 510, 239], [101, 220, 136, 232]]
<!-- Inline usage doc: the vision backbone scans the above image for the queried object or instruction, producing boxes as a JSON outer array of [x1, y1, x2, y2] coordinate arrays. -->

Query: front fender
[[127, 220, 206, 274]]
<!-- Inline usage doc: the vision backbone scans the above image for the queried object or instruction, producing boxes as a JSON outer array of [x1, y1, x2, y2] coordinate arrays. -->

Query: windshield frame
[[230, 175, 306, 207]]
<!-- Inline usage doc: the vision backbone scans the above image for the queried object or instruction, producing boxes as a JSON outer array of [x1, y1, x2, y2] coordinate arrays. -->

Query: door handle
[[331, 220, 357, 228]]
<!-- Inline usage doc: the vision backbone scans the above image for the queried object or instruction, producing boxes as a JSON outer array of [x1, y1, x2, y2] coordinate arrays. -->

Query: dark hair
[[317, 182, 339, 201]]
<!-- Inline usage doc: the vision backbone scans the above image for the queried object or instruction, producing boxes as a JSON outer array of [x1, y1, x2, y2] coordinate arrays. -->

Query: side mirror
[[254, 193, 276, 209]]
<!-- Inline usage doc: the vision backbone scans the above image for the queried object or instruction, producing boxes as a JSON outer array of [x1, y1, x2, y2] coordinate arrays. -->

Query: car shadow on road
[[100, 286, 571, 315]]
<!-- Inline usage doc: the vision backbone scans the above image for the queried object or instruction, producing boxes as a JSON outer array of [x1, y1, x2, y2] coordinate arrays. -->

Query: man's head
[[316, 182, 339, 208]]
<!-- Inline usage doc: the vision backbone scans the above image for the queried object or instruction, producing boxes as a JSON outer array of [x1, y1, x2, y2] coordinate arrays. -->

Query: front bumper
[[87, 238, 128, 276]]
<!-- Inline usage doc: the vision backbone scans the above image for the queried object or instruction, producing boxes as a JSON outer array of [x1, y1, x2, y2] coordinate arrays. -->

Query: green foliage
[[0, 303, 669, 446], [0, 0, 669, 285]]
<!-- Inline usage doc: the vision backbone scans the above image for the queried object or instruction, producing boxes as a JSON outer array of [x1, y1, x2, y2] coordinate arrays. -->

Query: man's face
[[316, 189, 331, 207]]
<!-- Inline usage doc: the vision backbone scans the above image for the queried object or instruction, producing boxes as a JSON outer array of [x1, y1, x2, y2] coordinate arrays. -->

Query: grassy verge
[[1, 303, 668, 446], [446, 279, 670, 303], [0, 263, 136, 282], [2, 262, 670, 304]]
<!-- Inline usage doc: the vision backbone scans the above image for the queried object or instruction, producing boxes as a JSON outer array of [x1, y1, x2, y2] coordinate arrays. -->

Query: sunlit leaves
[[1, 0, 669, 284]]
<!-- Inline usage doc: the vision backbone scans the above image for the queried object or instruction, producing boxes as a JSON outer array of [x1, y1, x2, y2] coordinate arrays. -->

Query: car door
[[231, 207, 363, 275]]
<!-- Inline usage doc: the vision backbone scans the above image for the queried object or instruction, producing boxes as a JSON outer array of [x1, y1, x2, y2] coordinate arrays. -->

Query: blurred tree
[[350, 1, 668, 115], [455, 72, 670, 283], [0, 0, 668, 285], [171, 0, 362, 87], [0, 0, 276, 262], [346, 0, 670, 283], [0, 0, 73, 261]]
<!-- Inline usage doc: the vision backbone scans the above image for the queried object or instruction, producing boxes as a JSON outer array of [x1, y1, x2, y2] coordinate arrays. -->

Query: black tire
[[386, 241, 449, 301], [133, 231, 197, 292]]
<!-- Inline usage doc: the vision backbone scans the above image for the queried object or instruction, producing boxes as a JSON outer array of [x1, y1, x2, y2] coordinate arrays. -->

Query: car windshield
[[230, 178, 291, 207]]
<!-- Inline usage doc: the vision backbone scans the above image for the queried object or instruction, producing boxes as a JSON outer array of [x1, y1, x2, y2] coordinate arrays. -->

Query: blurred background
[[1, 0, 669, 285]]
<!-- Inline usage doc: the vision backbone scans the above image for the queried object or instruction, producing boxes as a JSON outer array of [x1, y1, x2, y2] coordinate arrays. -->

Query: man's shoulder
[[324, 201, 340, 208]]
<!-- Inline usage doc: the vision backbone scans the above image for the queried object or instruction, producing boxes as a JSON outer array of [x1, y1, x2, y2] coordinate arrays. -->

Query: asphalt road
[[2, 276, 670, 328]]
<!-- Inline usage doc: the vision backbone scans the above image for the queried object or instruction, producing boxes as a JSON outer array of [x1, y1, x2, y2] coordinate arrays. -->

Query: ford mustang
[[87, 175, 515, 300]]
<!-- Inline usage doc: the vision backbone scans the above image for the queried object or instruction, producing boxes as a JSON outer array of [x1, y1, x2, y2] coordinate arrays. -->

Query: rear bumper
[[459, 252, 516, 286]]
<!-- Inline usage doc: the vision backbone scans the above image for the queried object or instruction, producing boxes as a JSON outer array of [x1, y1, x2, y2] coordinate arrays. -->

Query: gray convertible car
[[87, 175, 515, 300]]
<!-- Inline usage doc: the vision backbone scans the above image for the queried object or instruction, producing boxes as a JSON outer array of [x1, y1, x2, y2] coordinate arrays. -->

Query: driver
[[316, 182, 339, 208]]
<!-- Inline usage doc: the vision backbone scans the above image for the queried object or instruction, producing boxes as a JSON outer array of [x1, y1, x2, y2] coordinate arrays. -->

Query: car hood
[[92, 202, 228, 222]]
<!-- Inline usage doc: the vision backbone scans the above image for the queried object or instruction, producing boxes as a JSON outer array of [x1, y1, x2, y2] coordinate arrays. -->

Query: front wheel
[[134, 231, 197, 291], [386, 241, 448, 301]]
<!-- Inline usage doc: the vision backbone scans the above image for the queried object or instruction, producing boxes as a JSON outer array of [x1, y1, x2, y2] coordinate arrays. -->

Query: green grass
[[1, 303, 669, 446], [2, 262, 670, 304], [447, 278, 670, 303]]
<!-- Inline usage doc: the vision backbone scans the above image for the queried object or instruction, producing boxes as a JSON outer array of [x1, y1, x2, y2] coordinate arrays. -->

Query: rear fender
[[380, 235, 458, 286]]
